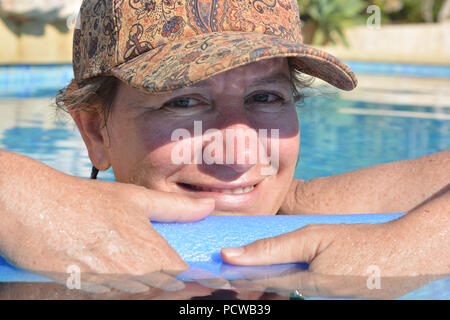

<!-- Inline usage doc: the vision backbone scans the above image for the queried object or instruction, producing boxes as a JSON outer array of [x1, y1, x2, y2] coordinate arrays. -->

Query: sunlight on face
[[103, 58, 300, 214]]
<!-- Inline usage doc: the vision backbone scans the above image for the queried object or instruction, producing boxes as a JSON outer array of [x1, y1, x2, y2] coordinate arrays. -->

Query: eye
[[246, 92, 282, 104], [164, 97, 201, 108]]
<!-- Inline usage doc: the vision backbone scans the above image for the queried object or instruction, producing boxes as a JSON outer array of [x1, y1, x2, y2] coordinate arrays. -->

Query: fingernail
[[222, 247, 244, 257]]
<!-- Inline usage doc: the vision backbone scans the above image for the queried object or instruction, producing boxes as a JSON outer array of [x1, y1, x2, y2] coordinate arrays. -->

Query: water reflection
[[0, 267, 447, 300], [227, 268, 449, 300]]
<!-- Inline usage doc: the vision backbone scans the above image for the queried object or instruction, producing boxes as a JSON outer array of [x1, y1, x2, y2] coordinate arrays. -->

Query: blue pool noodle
[[0, 213, 405, 282]]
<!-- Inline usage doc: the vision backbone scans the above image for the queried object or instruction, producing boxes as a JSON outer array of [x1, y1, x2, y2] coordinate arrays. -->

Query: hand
[[0, 155, 215, 291], [221, 223, 385, 275], [260, 176, 449, 277], [221, 214, 448, 277]]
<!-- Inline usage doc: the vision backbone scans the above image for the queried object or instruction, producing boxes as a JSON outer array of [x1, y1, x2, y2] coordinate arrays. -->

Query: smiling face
[[75, 58, 300, 214]]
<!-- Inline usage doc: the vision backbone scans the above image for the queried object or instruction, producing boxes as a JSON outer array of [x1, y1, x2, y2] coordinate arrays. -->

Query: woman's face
[[93, 58, 299, 214]]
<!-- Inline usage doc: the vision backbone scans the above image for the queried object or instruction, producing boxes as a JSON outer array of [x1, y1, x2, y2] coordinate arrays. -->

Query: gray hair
[[55, 76, 119, 128]]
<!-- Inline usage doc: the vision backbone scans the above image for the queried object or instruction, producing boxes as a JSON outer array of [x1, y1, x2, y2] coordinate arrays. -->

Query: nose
[[202, 123, 260, 174]]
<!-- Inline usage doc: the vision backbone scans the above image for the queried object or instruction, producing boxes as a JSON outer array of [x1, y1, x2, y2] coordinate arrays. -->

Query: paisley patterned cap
[[73, 0, 357, 93]]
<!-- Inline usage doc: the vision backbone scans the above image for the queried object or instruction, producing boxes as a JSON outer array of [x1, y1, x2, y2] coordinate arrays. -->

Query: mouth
[[176, 179, 264, 212], [177, 183, 256, 194]]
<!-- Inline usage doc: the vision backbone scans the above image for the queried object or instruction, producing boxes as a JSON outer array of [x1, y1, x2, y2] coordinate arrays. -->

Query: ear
[[70, 107, 111, 171]]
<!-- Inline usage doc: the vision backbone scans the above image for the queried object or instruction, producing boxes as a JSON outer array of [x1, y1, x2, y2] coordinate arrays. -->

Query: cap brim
[[111, 31, 357, 94]]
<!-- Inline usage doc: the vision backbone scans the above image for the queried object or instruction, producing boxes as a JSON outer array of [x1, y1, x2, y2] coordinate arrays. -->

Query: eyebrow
[[248, 73, 291, 87]]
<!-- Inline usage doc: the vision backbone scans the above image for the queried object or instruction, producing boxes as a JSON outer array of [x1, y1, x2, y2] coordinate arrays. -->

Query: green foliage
[[370, 0, 421, 22], [369, 0, 447, 23], [297, 0, 448, 46], [298, 0, 366, 45]]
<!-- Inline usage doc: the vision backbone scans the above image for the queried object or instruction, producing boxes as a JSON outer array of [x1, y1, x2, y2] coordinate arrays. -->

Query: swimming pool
[[0, 63, 449, 299]]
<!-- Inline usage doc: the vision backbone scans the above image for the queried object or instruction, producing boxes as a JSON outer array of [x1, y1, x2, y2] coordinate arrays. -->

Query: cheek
[[131, 125, 189, 187], [141, 142, 182, 183], [104, 122, 141, 182], [266, 109, 300, 171], [262, 131, 299, 213], [106, 115, 181, 184]]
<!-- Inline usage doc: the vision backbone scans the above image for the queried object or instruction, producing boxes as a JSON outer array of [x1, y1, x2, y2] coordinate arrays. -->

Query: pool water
[[0, 64, 449, 299]]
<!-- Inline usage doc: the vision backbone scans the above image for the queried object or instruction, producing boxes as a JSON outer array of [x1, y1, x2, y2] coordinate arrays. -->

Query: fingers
[[221, 225, 333, 266], [130, 187, 215, 222]]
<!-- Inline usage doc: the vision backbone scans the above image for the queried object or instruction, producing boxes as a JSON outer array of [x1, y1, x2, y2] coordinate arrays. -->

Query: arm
[[0, 150, 214, 288], [280, 150, 450, 214]]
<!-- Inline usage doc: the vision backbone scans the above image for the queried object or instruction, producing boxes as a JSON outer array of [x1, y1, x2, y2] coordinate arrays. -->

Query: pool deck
[[316, 23, 450, 66], [313, 73, 450, 109], [341, 75, 450, 108], [0, 15, 449, 65]]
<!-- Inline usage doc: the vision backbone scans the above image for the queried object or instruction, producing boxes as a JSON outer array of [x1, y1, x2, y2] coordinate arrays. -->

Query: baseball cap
[[73, 0, 357, 94]]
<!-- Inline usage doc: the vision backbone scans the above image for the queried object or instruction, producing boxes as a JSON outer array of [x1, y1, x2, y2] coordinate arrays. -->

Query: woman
[[0, 0, 448, 291]]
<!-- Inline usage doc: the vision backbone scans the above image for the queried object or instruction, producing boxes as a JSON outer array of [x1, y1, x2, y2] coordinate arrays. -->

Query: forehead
[[201, 58, 290, 84]]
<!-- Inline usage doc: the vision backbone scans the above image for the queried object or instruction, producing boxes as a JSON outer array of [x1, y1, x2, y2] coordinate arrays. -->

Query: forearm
[[0, 150, 76, 263], [281, 150, 450, 214], [387, 185, 450, 275]]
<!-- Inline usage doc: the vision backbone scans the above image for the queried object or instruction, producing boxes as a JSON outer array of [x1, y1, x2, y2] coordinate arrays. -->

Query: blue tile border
[[346, 61, 450, 78], [0, 61, 449, 98]]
